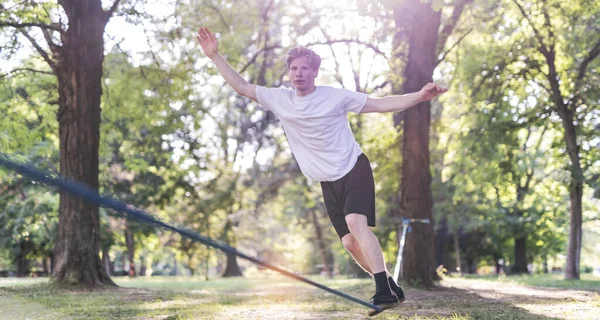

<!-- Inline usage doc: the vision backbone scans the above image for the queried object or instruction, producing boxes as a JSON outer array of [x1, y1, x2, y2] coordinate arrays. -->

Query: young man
[[197, 27, 446, 315]]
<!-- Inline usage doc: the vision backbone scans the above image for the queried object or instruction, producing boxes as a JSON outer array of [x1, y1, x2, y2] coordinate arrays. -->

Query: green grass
[[0, 274, 597, 319], [459, 273, 600, 291]]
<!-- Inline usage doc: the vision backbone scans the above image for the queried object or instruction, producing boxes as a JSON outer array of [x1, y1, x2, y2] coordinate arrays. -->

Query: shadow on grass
[[397, 284, 560, 320]]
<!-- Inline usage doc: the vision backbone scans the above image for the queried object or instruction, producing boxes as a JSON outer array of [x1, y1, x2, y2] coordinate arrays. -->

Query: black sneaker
[[367, 290, 399, 317], [392, 284, 406, 303]]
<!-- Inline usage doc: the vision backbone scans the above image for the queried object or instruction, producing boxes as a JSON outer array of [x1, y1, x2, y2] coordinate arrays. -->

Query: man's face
[[288, 56, 318, 91]]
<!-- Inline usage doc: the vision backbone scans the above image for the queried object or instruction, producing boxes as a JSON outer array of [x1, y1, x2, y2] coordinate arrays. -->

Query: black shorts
[[320, 153, 376, 239]]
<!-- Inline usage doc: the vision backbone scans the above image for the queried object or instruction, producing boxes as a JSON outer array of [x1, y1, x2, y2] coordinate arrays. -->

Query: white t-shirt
[[255, 85, 368, 182]]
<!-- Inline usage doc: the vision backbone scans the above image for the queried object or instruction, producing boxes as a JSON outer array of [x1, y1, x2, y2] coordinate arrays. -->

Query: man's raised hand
[[197, 27, 218, 59], [419, 82, 448, 102]]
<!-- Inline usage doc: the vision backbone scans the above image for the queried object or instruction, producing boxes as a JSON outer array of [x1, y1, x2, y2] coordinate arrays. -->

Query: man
[[197, 27, 446, 316]]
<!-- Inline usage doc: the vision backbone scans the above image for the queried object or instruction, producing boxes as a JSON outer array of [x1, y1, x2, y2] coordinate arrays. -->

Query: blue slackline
[[0, 152, 382, 312]]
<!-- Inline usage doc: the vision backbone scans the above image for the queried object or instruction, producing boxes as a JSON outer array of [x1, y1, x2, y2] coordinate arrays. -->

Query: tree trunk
[[42, 257, 49, 276], [204, 249, 210, 281], [539, 30, 584, 280], [393, 0, 441, 287], [310, 209, 334, 278], [222, 251, 243, 277], [16, 247, 28, 277], [125, 227, 136, 277], [102, 246, 111, 276], [52, 0, 115, 286], [512, 236, 528, 274], [453, 232, 462, 274], [221, 220, 243, 277], [173, 258, 178, 276], [565, 176, 583, 279], [557, 100, 583, 280], [434, 219, 449, 269], [140, 256, 147, 276], [495, 259, 502, 275]]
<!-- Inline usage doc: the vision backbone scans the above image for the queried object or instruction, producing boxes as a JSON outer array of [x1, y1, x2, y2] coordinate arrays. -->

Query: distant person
[[197, 27, 446, 316]]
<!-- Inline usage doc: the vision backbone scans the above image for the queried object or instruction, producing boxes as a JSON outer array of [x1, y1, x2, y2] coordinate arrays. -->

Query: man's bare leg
[[345, 214, 387, 274], [341, 233, 392, 277]]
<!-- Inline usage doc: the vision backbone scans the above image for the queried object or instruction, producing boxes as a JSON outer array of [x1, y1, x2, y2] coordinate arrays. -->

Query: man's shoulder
[[257, 85, 294, 98], [259, 85, 294, 94]]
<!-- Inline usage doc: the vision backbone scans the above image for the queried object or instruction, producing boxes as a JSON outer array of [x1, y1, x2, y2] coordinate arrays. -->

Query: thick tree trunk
[[310, 209, 334, 278], [52, 0, 115, 286], [393, 0, 441, 287], [221, 220, 243, 277], [512, 236, 528, 274], [222, 251, 243, 277]]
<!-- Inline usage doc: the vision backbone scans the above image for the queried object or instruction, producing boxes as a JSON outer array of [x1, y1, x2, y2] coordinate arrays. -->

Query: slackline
[[0, 152, 382, 312]]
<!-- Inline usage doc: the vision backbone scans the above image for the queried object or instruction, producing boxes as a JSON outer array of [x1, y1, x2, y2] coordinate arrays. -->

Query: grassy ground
[[0, 273, 598, 320], [460, 273, 600, 291]]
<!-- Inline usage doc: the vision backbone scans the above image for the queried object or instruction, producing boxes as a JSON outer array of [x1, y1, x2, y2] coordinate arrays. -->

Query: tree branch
[[512, 0, 548, 55], [106, 0, 121, 16], [1, 68, 54, 78], [436, 29, 472, 67], [18, 29, 57, 72], [309, 39, 387, 57], [41, 27, 61, 56], [437, 0, 472, 55], [239, 39, 387, 77], [0, 21, 62, 32], [575, 38, 600, 83]]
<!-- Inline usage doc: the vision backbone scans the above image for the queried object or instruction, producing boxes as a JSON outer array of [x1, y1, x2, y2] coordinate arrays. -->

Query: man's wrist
[[207, 52, 221, 60], [416, 90, 426, 103]]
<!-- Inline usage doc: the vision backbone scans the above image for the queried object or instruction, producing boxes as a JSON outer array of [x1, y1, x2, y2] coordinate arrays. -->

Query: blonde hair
[[286, 46, 321, 70]]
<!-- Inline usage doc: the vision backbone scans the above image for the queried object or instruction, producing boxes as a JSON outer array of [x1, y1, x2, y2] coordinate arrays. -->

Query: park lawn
[[460, 273, 600, 291], [0, 274, 598, 320]]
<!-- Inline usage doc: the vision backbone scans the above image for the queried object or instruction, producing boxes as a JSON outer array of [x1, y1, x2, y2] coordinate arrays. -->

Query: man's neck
[[295, 86, 317, 97]]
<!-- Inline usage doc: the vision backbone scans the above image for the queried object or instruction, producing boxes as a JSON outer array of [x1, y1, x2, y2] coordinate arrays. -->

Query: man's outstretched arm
[[361, 83, 447, 113], [197, 27, 257, 102]]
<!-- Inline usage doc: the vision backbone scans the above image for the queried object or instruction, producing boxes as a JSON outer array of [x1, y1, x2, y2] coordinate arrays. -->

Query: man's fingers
[[198, 27, 209, 39]]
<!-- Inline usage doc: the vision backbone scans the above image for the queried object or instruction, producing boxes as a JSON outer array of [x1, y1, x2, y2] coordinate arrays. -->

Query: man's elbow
[[236, 84, 257, 101], [362, 101, 384, 113]]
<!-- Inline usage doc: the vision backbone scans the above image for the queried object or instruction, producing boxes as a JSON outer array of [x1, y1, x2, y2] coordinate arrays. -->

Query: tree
[[1, 0, 122, 285], [510, 0, 600, 280], [389, 0, 471, 286]]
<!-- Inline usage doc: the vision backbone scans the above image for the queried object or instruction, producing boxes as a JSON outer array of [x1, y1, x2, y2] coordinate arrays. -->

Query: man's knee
[[345, 213, 368, 234]]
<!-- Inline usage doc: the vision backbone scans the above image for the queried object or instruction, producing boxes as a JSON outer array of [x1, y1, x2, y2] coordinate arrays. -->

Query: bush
[[151, 270, 164, 276], [581, 265, 593, 274], [113, 270, 128, 277]]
